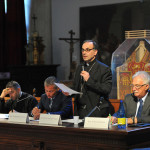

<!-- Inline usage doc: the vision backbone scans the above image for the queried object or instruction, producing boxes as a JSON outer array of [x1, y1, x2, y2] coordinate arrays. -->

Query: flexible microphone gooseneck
[[85, 97, 105, 117], [11, 95, 32, 112], [78, 97, 109, 126], [16, 95, 32, 103]]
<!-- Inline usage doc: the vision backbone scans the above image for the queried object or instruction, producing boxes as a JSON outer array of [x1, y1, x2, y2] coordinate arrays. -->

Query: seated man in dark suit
[[110, 71, 150, 124], [0, 81, 38, 116], [32, 76, 72, 120]]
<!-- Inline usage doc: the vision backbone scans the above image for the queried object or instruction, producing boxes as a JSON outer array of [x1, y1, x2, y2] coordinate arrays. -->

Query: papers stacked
[[55, 83, 82, 96]]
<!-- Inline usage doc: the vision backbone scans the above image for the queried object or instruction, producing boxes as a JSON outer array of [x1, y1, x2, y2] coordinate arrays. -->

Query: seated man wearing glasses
[[72, 40, 112, 119], [111, 71, 150, 124]]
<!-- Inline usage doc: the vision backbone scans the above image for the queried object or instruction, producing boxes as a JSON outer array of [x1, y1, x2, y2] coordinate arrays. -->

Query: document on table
[[54, 83, 82, 95], [0, 114, 9, 119], [62, 119, 83, 123], [29, 117, 39, 121]]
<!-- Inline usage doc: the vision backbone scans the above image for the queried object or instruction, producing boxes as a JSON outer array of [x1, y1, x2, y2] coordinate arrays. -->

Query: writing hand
[[33, 113, 40, 120], [107, 116, 117, 124], [32, 107, 41, 116]]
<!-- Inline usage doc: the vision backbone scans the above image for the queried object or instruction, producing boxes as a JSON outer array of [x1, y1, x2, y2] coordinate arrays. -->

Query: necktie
[[137, 99, 143, 118]]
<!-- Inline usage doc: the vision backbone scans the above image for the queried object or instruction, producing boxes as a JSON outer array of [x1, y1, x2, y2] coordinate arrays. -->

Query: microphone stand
[[85, 103, 101, 118], [11, 95, 32, 112], [78, 97, 105, 126], [86, 97, 104, 118]]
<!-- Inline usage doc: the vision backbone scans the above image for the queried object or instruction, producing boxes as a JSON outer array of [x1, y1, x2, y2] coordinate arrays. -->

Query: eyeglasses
[[130, 84, 146, 89], [81, 48, 95, 52]]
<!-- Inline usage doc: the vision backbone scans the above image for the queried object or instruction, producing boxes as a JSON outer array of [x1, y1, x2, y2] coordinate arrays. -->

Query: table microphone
[[16, 95, 32, 103], [86, 97, 105, 117], [11, 95, 32, 112], [78, 97, 109, 126]]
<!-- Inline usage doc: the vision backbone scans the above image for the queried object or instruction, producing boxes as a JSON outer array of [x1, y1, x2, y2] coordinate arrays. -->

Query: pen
[[109, 113, 112, 125]]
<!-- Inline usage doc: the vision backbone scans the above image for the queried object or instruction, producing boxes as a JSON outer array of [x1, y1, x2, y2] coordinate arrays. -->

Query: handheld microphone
[[82, 65, 84, 71], [81, 64, 85, 82]]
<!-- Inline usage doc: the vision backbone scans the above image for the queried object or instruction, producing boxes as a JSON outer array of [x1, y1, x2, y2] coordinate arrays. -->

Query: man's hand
[[33, 113, 40, 120], [128, 117, 137, 124], [32, 107, 41, 120], [80, 71, 90, 81], [62, 91, 70, 96], [0, 88, 11, 99], [127, 118, 133, 124], [108, 116, 117, 124]]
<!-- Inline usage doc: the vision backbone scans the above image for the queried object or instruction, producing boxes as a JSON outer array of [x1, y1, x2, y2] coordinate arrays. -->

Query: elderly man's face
[[45, 85, 58, 99], [132, 76, 149, 99]]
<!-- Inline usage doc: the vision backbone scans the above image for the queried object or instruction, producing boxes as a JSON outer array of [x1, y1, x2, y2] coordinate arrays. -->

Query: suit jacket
[[38, 91, 72, 119], [114, 92, 150, 123], [0, 92, 38, 116], [73, 59, 112, 119]]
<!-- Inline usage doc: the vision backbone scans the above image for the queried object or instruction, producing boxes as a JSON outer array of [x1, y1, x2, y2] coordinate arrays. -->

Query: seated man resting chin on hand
[[0, 81, 38, 116]]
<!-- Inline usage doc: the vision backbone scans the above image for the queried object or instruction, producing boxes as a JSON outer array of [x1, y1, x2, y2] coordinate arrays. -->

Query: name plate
[[9, 113, 29, 123], [84, 117, 109, 129], [39, 114, 62, 125]]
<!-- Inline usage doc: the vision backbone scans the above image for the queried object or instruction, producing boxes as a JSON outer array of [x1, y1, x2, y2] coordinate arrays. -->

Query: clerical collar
[[86, 63, 90, 66], [85, 59, 96, 66], [50, 96, 55, 100]]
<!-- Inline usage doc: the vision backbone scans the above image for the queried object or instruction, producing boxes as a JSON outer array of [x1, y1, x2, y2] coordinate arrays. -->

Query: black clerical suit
[[0, 92, 38, 116], [73, 59, 112, 119], [37, 91, 72, 119]]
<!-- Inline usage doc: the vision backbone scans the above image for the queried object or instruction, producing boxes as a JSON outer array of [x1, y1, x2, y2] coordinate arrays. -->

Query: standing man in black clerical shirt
[[73, 40, 112, 119], [0, 81, 38, 116], [32, 76, 72, 120]]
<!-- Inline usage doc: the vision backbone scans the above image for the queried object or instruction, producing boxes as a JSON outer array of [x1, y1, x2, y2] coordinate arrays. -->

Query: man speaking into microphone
[[0, 81, 38, 116], [73, 40, 112, 119]]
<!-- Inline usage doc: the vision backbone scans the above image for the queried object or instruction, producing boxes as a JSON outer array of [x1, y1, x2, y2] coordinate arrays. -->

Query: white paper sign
[[0, 114, 9, 119], [84, 117, 109, 129], [9, 113, 29, 123], [39, 114, 62, 125]]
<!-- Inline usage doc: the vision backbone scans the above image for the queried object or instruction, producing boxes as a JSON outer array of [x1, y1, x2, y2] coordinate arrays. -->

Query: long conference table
[[0, 119, 150, 150]]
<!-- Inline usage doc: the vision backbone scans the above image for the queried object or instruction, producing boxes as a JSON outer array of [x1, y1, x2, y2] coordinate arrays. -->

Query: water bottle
[[117, 100, 126, 129]]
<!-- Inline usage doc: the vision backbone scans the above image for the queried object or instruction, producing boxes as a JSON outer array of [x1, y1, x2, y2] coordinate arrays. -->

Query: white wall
[[29, 0, 52, 64], [51, 0, 139, 80]]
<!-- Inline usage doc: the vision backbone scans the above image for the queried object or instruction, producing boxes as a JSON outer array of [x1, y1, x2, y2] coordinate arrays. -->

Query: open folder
[[54, 83, 82, 96]]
